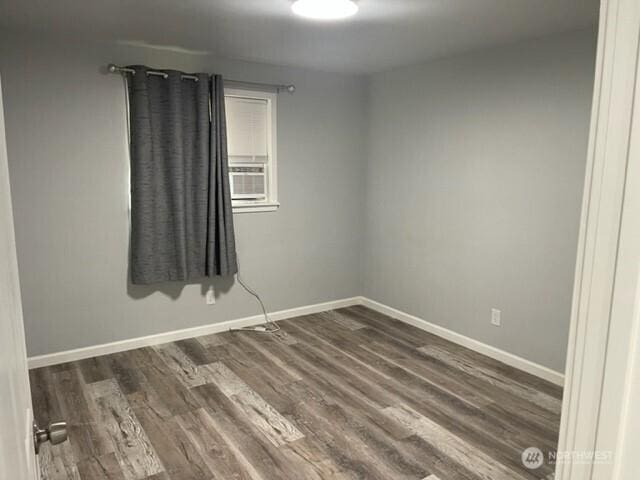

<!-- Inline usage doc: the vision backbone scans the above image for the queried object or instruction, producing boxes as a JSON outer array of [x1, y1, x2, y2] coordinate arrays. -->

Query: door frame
[[557, 0, 640, 478]]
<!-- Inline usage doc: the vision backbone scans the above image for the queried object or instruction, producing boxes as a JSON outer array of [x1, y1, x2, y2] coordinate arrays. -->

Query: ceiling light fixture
[[291, 0, 359, 20]]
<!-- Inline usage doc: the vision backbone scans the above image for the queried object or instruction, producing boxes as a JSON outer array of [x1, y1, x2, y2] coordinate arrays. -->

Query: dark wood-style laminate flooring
[[30, 306, 562, 480]]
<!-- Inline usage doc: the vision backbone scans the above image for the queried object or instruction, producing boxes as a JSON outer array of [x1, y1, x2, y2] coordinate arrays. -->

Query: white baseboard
[[27, 297, 362, 369], [358, 297, 565, 386], [28, 295, 565, 386]]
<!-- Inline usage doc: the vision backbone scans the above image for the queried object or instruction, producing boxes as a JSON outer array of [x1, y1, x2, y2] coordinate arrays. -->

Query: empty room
[[2, 1, 640, 479]]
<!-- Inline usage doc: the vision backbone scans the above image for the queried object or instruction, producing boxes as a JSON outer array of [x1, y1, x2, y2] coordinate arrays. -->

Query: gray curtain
[[208, 75, 238, 276], [127, 66, 237, 285]]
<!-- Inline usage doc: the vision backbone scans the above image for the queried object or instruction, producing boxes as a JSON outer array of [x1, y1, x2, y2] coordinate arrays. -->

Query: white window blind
[[224, 89, 278, 213], [226, 97, 269, 161]]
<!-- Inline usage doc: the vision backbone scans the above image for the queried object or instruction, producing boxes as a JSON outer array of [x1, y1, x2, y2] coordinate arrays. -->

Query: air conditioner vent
[[229, 164, 267, 200]]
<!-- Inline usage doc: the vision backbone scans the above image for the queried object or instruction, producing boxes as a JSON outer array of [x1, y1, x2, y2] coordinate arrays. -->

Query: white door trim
[[591, 3, 640, 476], [556, 0, 640, 478]]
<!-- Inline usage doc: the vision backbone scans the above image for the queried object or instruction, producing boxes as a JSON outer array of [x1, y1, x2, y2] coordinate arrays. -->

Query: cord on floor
[[229, 254, 280, 334]]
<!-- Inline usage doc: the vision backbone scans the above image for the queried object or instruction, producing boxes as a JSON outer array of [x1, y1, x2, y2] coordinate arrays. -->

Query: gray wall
[[0, 33, 367, 357], [1, 29, 595, 371], [364, 30, 596, 372]]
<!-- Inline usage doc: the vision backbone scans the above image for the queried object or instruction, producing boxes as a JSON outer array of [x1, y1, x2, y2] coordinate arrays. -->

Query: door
[[0, 76, 39, 479]]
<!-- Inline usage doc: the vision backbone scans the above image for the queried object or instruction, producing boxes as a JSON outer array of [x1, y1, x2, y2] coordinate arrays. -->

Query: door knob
[[33, 421, 68, 454]]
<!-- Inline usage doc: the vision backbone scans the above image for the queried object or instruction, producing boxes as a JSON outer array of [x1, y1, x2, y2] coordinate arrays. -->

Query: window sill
[[232, 202, 280, 214]]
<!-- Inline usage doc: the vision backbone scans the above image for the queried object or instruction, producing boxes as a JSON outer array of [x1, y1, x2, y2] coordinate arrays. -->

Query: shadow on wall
[[126, 275, 235, 301]]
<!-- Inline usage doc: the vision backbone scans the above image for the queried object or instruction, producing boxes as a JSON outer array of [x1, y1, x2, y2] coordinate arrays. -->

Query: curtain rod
[[107, 64, 296, 94]]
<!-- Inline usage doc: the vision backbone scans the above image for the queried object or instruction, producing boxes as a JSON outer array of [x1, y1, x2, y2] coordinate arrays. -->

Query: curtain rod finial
[[108, 64, 118, 73], [286, 85, 296, 94]]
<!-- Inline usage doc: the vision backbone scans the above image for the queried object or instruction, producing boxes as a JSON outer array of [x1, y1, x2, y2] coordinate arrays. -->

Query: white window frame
[[224, 88, 279, 214]]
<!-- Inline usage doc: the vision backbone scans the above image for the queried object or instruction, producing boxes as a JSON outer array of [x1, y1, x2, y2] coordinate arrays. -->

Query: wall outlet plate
[[491, 308, 501, 327], [206, 286, 216, 305]]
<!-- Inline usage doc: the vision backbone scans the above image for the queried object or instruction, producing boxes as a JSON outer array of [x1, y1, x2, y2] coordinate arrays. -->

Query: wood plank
[[270, 328, 299, 345], [280, 378, 477, 480], [175, 338, 213, 365], [231, 387, 303, 445], [343, 326, 560, 447], [205, 362, 304, 446], [198, 332, 230, 347], [229, 335, 303, 384], [76, 453, 126, 480], [30, 369, 79, 478], [362, 340, 560, 443], [87, 379, 164, 479], [264, 334, 480, 479], [217, 343, 298, 415], [106, 352, 146, 395], [285, 394, 398, 480], [341, 306, 434, 348], [153, 342, 213, 389], [347, 306, 562, 399], [132, 410, 212, 480], [232, 333, 303, 381], [321, 401, 430, 478], [75, 355, 112, 384], [52, 368, 114, 462], [359, 333, 559, 427], [263, 350, 415, 442], [175, 408, 259, 480], [30, 366, 64, 426], [192, 383, 317, 480], [420, 344, 562, 414], [126, 386, 214, 480], [384, 404, 535, 480], [292, 318, 492, 409], [38, 445, 81, 480], [317, 309, 366, 330], [140, 474, 171, 480], [204, 343, 234, 363], [137, 357, 201, 416]]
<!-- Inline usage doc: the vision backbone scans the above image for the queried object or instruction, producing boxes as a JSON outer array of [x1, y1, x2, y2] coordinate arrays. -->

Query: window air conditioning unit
[[229, 164, 267, 201]]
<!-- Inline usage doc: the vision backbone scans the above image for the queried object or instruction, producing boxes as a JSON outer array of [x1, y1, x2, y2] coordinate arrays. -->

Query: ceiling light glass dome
[[291, 0, 359, 20]]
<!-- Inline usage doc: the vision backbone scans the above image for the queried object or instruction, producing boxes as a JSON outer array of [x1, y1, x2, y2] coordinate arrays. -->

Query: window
[[225, 88, 278, 213]]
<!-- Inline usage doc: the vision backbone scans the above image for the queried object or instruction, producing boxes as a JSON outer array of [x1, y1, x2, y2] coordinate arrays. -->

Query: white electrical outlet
[[206, 286, 216, 305], [491, 308, 501, 327]]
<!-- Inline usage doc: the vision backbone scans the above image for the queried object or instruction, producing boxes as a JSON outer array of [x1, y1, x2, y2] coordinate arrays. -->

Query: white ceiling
[[0, 0, 599, 74]]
